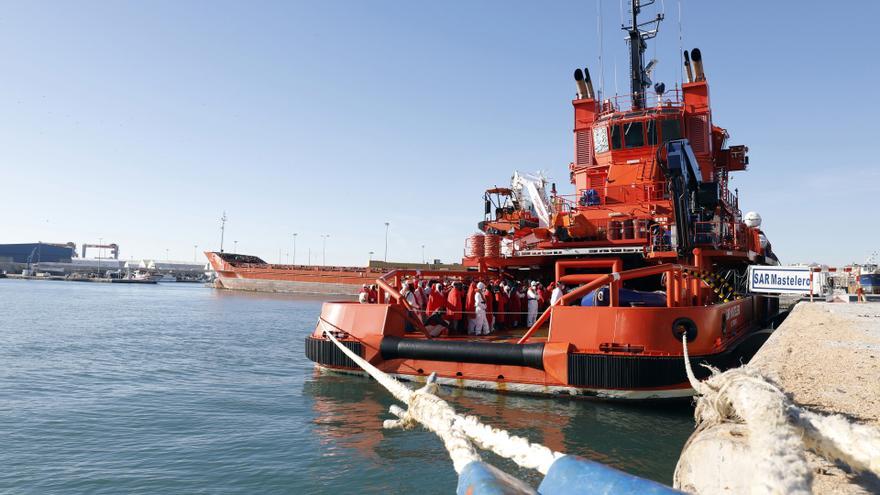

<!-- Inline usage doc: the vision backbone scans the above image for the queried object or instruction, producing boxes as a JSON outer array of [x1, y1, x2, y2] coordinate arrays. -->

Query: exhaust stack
[[574, 69, 591, 100], [683, 50, 694, 83], [583, 67, 595, 100], [691, 48, 705, 81]]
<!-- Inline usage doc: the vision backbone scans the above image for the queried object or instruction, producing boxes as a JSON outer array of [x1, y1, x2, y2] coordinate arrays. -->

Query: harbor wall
[[675, 302, 880, 494]]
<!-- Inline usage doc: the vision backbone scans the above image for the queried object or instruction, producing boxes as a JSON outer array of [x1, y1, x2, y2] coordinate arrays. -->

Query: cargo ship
[[305, 1, 785, 399], [205, 252, 383, 295], [205, 252, 464, 296]]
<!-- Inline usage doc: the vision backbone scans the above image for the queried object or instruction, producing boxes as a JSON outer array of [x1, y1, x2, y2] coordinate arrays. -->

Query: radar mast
[[623, 0, 664, 109]]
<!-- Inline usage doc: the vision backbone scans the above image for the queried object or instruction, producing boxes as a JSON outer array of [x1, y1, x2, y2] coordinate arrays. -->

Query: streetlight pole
[[193, 244, 198, 262], [234, 240, 238, 252], [292, 233, 298, 265], [384, 222, 390, 262], [219, 211, 227, 252], [421, 244, 425, 264], [98, 237, 102, 276], [368, 251, 374, 264], [321, 234, 330, 266]]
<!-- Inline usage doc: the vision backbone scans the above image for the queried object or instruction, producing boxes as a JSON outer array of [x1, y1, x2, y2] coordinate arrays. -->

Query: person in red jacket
[[424, 283, 450, 336], [446, 282, 463, 334], [537, 283, 548, 310], [465, 281, 477, 334], [494, 284, 509, 331], [368, 284, 378, 304], [425, 283, 447, 320], [483, 284, 494, 332]]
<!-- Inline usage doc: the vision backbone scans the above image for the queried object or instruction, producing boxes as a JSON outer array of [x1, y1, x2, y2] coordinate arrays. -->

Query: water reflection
[[303, 369, 694, 485]]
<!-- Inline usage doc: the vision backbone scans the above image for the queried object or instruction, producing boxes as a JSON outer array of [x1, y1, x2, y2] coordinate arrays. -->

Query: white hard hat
[[744, 211, 762, 228], [477, 282, 486, 290]]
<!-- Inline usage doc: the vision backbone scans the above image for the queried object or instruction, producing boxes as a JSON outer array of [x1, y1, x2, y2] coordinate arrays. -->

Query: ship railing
[[518, 263, 701, 344], [554, 182, 666, 212], [693, 220, 749, 251], [603, 183, 667, 205], [648, 224, 675, 253], [595, 89, 683, 117], [723, 189, 739, 211]]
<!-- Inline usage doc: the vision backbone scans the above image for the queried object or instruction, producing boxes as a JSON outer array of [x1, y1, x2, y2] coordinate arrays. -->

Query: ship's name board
[[747, 266, 822, 294]]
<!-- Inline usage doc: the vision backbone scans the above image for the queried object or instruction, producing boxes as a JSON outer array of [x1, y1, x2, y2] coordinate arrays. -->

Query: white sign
[[748, 266, 823, 295]]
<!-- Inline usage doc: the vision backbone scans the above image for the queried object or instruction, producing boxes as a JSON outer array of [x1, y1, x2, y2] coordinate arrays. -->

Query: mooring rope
[[682, 335, 880, 493], [319, 320, 563, 474]]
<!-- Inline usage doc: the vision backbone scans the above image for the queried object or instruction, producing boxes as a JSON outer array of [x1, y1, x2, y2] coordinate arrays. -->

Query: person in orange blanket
[[494, 283, 509, 331], [446, 281, 464, 334], [423, 283, 450, 336], [537, 282, 548, 310], [465, 281, 477, 334], [482, 283, 494, 332]]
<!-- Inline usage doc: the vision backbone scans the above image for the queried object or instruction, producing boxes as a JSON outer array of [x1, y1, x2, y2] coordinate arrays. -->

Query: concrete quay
[[676, 302, 880, 494]]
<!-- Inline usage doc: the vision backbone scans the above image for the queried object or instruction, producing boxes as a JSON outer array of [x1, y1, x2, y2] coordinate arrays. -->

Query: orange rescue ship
[[305, 2, 784, 399]]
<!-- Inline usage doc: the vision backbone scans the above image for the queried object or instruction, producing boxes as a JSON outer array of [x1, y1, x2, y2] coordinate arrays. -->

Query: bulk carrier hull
[[206, 252, 377, 296]]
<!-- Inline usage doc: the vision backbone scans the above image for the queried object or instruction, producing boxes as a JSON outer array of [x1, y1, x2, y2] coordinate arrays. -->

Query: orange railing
[[595, 89, 684, 117], [517, 263, 699, 344], [554, 182, 666, 211]]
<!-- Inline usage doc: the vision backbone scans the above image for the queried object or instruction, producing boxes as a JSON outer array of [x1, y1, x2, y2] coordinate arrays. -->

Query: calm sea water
[[0, 279, 694, 494]]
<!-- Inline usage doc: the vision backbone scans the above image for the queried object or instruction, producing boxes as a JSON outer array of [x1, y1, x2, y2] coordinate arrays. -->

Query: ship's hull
[[215, 275, 362, 296], [205, 252, 375, 296], [305, 296, 781, 400]]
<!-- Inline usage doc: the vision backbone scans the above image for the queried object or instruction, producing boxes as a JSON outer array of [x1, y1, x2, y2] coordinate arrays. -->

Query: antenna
[[677, 0, 684, 89], [622, 0, 664, 109], [597, 0, 605, 100], [219, 211, 228, 253]]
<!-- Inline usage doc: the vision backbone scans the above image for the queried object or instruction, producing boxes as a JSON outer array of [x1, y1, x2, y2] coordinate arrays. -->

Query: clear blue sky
[[1, 1, 877, 266]]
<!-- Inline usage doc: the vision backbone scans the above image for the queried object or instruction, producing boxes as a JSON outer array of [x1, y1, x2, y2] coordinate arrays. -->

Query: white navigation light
[[744, 211, 762, 228]]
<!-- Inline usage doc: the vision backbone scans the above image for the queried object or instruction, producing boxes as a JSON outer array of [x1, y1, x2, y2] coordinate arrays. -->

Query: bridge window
[[661, 119, 682, 142], [647, 120, 657, 145], [624, 122, 644, 148], [610, 124, 622, 150]]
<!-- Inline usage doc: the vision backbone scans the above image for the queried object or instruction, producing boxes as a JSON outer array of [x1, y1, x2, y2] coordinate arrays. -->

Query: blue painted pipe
[[538, 455, 683, 494], [457, 456, 682, 495], [456, 461, 535, 495]]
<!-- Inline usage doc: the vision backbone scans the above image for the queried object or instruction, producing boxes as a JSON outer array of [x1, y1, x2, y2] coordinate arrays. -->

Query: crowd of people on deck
[[357, 278, 567, 337]]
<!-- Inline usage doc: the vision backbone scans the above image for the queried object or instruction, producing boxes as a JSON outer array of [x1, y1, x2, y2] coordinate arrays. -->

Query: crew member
[[526, 281, 539, 327], [550, 282, 565, 306], [472, 282, 490, 335], [401, 282, 418, 332], [413, 280, 427, 320], [358, 284, 369, 304]]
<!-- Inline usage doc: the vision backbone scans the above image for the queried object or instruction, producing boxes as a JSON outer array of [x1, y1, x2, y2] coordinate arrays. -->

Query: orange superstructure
[[304, 1, 784, 399]]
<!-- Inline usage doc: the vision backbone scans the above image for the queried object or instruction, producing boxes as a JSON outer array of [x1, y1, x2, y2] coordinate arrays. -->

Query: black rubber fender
[[380, 337, 546, 370]]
